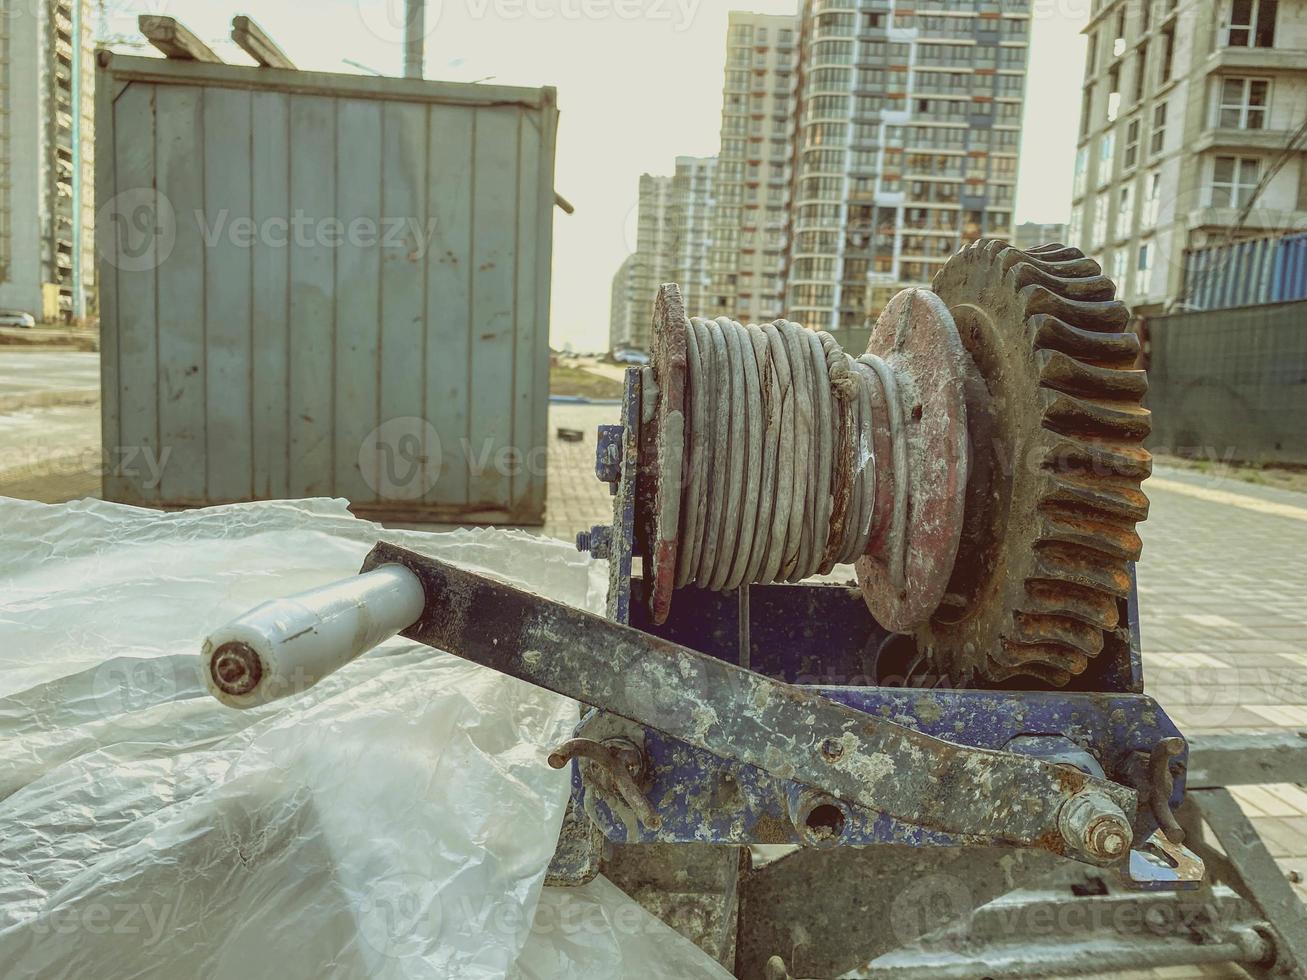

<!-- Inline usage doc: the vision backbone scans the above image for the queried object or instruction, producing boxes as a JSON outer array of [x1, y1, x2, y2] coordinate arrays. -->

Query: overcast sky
[[102, 0, 1091, 350]]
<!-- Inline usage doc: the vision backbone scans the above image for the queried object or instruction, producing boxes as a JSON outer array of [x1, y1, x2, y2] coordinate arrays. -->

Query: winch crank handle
[[201, 564, 425, 709], [359, 541, 1139, 856]]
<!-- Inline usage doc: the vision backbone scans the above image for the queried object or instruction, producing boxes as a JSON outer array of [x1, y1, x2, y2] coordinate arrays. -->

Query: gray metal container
[[96, 52, 557, 524]]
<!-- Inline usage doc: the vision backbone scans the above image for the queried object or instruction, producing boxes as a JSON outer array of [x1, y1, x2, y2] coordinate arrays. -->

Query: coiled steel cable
[[675, 316, 899, 590]]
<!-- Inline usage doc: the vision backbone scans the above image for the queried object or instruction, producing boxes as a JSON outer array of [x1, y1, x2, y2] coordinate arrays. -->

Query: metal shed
[[96, 52, 557, 524]]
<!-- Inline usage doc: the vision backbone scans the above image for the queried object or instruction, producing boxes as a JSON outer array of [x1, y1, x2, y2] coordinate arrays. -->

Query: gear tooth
[[1039, 505, 1144, 561], [1036, 349, 1149, 400], [998, 640, 1090, 676], [985, 658, 1075, 687], [1030, 314, 1141, 367], [1040, 388, 1152, 440], [1033, 542, 1133, 596], [1023, 244, 1081, 261], [1044, 473, 1151, 521], [1021, 284, 1131, 332], [1008, 262, 1118, 302], [1041, 434, 1153, 481], [1024, 581, 1120, 631], [1013, 612, 1106, 657]]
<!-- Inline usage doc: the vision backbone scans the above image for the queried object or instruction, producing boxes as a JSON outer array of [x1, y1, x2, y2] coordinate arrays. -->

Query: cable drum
[[673, 316, 897, 591]]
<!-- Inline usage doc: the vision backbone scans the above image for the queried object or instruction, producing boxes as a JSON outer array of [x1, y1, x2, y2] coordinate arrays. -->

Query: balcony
[[1193, 128, 1307, 154], [1185, 205, 1307, 236], [1206, 47, 1307, 76]]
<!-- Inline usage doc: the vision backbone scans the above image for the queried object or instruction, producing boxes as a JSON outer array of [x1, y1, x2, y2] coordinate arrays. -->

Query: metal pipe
[[858, 926, 1273, 979], [201, 564, 425, 708], [403, 0, 425, 79]]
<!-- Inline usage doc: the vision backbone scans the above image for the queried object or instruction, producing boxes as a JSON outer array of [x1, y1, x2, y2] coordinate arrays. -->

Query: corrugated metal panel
[[1182, 233, 1307, 312], [96, 54, 557, 524], [1183, 236, 1275, 311], [1272, 232, 1307, 305]]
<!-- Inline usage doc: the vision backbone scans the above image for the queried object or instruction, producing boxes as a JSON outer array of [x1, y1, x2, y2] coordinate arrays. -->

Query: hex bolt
[[820, 737, 844, 762], [1058, 791, 1134, 863]]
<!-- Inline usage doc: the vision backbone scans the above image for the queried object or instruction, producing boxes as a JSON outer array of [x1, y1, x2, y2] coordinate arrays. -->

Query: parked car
[[612, 348, 649, 365], [0, 311, 36, 329]]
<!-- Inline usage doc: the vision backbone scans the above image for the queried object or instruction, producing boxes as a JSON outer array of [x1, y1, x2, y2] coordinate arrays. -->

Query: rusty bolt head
[[210, 641, 263, 697], [1086, 813, 1132, 861], [820, 737, 844, 762], [1058, 791, 1134, 864]]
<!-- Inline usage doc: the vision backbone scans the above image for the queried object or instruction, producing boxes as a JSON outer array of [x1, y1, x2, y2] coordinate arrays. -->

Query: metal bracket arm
[[361, 542, 1138, 858]]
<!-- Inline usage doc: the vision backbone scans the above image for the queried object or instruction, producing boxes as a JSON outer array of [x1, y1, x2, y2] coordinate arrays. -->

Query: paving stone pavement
[[3, 397, 1306, 976]]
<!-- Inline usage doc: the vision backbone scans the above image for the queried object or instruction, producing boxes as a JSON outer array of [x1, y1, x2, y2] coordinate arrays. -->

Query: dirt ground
[[549, 362, 624, 400], [1155, 453, 1307, 495]]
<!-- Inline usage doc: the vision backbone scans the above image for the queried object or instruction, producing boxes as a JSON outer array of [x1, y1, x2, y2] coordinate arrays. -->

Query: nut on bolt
[[1058, 791, 1133, 863]]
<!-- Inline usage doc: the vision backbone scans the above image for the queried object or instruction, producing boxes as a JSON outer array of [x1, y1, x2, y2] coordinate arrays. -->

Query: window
[[1069, 208, 1084, 248], [1137, 241, 1154, 294], [1124, 118, 1141, 170], [1093, 193, 1110, 247], [1217, 78, 1270, 129], [1073, 146, 1089, 198], [1117, 184, 1135, 239], [1113, 8, 1127, 58], [1142, 171, 1162, 229], [1134, 42, 1149, 103], [1098, 130, 1116, 184], [1159, 24, 1175, 84], [1107, 66, 1122, 122], [1211, 156, 1261, 208], [1224, 0, 1278, 47], [1086, 31, 1099, 79], [1113, 249, 1130, 291], [1150, 102, 1167, 156]]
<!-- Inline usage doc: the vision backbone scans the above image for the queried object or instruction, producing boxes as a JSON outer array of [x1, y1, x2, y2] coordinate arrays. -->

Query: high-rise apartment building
[[785, 0, 1033, 347], [669, 155, 718, 315], [709, 11, 800, 323], [610, 253, 637, 351], [611, 159, 718, 352], [0, 0, 95, 320], [1015, 221, 1070, 250], [617, 173, 674, 351], [1069, 0, 1307, 315]]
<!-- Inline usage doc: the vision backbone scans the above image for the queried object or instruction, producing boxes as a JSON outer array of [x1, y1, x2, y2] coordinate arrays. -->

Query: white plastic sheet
[[0, 497, 731, 979]]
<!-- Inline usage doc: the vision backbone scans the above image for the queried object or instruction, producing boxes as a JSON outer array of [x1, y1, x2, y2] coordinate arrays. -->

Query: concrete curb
[[0, 387, 100, 414]]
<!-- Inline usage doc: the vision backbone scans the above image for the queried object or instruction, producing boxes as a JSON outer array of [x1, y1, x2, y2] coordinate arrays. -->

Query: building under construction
[[0, 0, 95, 321]]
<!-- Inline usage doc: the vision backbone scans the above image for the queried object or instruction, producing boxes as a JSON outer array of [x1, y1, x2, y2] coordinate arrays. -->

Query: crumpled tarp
[[0, 496, 731, 979]]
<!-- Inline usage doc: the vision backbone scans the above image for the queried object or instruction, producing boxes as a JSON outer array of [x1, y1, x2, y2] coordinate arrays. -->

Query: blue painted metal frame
[[570, 368, 1185, 856]]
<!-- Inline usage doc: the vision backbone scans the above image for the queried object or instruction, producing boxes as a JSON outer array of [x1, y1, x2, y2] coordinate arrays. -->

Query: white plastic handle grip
[[201, 563, 426, 709]]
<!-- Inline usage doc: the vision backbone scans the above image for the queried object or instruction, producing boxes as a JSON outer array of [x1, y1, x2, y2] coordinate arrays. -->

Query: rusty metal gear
[[920, 240, 1152, 687]]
